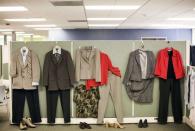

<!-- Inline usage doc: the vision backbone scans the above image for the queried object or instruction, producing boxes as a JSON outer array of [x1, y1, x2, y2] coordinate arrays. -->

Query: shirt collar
[[20, 47, 29, 57], [164, 47, 177, 57]]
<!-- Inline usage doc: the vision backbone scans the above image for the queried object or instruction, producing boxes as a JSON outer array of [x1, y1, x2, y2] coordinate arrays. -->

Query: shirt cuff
[[32, 82, 39, 86]]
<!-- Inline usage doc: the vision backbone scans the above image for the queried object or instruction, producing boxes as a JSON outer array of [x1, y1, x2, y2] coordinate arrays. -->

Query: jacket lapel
[[25, 50, 31, 68], [51, 51, 63, 65], [146, 52, 151, 78], [80, 48, 95, 64], [57, 51, 63, 64], [135, 50, 141, 68], [18, 53, 24, 67], [18, 51, 29, 68]]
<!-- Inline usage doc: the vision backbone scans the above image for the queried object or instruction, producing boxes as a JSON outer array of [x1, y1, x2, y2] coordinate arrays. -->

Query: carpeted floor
[[0, 111, 194, 131], [0, 120, 194, 131]]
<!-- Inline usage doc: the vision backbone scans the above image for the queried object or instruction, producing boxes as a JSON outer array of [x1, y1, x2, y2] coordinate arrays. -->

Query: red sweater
[[154, 48, 185, 79], [86, 52, 121, 90]]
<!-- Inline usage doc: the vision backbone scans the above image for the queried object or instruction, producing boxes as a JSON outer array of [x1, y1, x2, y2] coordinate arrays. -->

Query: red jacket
[[86, 52, 121, 90], [154, 48, 185, 79]]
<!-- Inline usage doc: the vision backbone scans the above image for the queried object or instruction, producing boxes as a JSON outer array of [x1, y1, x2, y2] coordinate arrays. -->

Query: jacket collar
[[18, 49, 31, 68], [51, 49, 63, 65], [134, 49, 154, 78], [164, 47, 177, 57], [135, 50, 141, 66], [80, 47, 96, 64]]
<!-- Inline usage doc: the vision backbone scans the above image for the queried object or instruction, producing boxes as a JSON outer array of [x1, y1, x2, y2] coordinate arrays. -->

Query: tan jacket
[[75, 47, 101, 82], [10, 49, 40, 89]]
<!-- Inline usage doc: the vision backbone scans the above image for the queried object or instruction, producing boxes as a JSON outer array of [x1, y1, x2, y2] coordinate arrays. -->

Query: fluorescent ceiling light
[[15, 32, 25, 34], [88, 24, 119, 27], [87, 18, 126, 21], [1, 32, 12, 35], [167, 18, 195, 21], [34, 27, 62, 30], [17, 33, 34, 36], [85, 5, 140, 10], [24, 24, 57, 27], [0, 6, 28, 12], [0, 29, 13, 32], [33, 35, 43, 38], [4, 18, 46, 22]]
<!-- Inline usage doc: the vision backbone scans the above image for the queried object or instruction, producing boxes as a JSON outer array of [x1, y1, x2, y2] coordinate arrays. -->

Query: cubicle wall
[[10, 40, 187, 123], [0, 46, 2, 77]]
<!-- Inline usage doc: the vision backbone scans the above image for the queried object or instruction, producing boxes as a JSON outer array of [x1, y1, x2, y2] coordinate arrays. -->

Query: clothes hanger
[[79, 45, 96, 50], [167, 41, 172, 51], [138, 40, 145, 52]]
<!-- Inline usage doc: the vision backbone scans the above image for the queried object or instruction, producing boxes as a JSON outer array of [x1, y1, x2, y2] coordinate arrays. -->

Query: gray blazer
[[123, 49, 155, 103], [43, 49, 75, 90], [75, 46, 101, 82]]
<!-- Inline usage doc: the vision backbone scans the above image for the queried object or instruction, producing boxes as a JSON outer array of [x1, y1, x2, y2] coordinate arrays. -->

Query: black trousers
[[12, 89, 41, 124], [190, 46, 195, 66], [46, 89, 70, 123], [158, 79, 183, 124]]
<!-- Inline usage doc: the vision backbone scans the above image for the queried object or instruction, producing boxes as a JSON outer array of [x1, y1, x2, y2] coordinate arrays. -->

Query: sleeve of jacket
[[66, 51, 76, 87], [178, 51, 185, 77], [32, 52, 40, 85], [123, 52, 133, 86], [75, 49, 80, 82], [10, 52, 17, 78], [43, 53, 49, 86], [150, 52, 156, 78], [107, 55, 121, 77], [95, 49, 101, 82], [154, 51, 161, 76]]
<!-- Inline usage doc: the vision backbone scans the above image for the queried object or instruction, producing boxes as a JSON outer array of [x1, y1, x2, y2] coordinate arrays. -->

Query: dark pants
[[46, 90, 70, 123], [190, 46, 195, 66], [12, 89, 41, 124], [158, 79, 183, 124]]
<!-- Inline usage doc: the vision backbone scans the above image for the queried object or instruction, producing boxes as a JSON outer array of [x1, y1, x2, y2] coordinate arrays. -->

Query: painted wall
[[49, 29, 192, 41]]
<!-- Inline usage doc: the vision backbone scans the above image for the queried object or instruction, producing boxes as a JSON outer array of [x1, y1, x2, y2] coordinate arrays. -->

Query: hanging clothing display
[[190, 46, 195, 66], [97, 72, 123, 124], [155, 48, 185, 79], [12, 89, 41, 124], [86, 52, 121, 90], [155, 48, 184, 124], [73, 84, 100, 118], [10, 48, 40, 89], [43, 49, 75, 90], [158, 78, 183, 124], [189, 108, 195, 125], [43, 48, 75, 123], [9, 42, 190, 126], [185, 66, 195, 109], [46, 90, 70, 123], [75, 46, 101, 82], [10, 47, 41, 124], [123, 49, 155, 103]]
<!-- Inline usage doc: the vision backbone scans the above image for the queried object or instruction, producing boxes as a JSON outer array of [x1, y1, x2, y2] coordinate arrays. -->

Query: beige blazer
[[75, 46, 101, 82], [10, 49, 40, 89]]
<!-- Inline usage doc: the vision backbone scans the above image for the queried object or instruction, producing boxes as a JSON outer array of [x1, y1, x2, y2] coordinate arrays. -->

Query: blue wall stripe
[[49, 29, 192, 41]]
